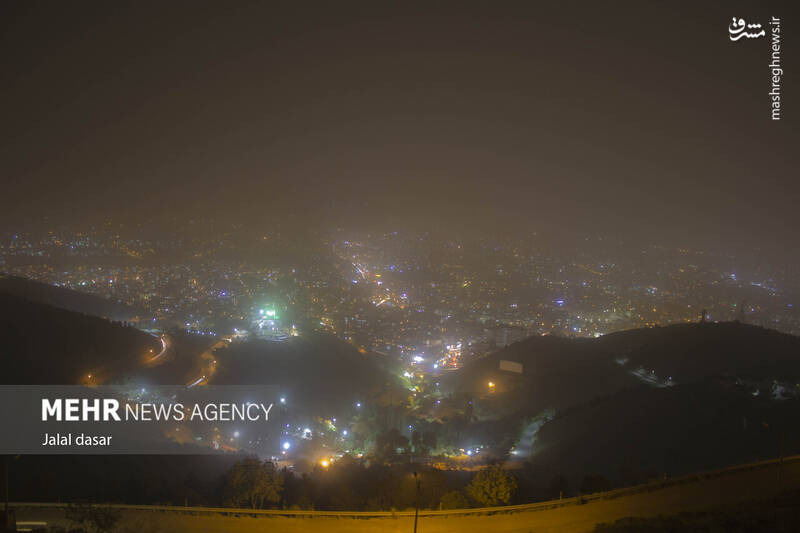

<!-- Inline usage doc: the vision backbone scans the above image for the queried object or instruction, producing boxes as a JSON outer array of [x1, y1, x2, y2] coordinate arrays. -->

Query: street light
[[413, 472, 421, 533]]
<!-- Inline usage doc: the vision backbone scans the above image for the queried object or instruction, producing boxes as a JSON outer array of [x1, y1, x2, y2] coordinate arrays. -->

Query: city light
[[3, 3, 795, 522]]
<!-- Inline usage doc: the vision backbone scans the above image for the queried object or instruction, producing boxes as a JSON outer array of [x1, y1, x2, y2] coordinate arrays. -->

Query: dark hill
[[447, 323, 800, 417], [0, 273, 146, 322], [0, 291, 160, 384], [211, 333, 405, 418], [597, 322, 800, 383], [445, 334, 632, 416], [452, 323, 800, 489]]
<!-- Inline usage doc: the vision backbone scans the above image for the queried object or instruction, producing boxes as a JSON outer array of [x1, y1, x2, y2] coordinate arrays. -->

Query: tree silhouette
[[466, 464, 517, 506], [223, 458, 283, 509], [440, 490, 469, 509]]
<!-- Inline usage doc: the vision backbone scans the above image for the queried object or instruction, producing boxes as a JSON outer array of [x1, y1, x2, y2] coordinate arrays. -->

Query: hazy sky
[[1, 1, 797, 250]]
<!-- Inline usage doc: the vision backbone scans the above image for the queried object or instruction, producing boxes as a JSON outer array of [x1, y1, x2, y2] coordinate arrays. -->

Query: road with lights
[[186, 339, 227, 388]]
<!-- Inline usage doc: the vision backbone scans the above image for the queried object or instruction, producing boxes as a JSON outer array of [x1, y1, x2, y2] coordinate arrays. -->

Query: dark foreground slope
[[0, 291, 159, 384], [532, 380, 800, 487]]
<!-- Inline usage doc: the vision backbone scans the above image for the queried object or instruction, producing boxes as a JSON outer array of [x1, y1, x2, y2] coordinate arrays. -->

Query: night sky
[[1, 1, 797, 251]]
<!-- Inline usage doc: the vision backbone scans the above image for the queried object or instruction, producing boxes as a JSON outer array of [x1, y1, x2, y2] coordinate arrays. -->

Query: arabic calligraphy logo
[[729, 17, 765, 41]]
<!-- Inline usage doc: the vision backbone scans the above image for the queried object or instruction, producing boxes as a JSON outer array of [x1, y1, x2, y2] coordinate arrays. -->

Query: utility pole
[[413, 471, 421, 533], [778, 431, 785, 489], [3, 456, 7, 512], [3, 456, 8, 531]]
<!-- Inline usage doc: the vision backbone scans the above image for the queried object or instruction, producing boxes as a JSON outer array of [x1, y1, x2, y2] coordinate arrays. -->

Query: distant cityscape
[[2, 225, 798, 370]]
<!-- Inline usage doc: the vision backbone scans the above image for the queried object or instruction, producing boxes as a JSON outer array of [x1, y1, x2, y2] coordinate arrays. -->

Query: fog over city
[[0, 1, 798, 531], [1, 1, 797, 255]]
